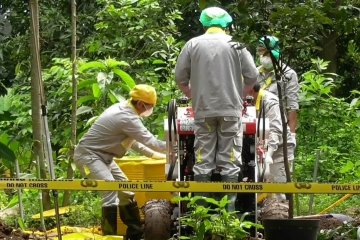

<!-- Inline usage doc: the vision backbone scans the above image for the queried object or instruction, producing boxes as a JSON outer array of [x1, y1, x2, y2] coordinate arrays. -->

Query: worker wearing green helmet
[[175, 6, 259, 212], [256, 35, 300, 139], [199, 6, 233, 28], [258, 35, 281, 62]]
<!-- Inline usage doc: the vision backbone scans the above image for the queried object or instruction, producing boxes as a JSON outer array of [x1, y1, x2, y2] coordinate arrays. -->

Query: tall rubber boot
[[221, 175, 239, 212], [102, 206, 118, 235], [194, 174, 211, 206], [119, 200, 143, 240]]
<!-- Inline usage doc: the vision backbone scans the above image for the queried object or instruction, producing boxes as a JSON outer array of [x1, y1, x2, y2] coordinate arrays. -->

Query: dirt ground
[[0, 212, 359, 240], [0, 221, 31, 240]]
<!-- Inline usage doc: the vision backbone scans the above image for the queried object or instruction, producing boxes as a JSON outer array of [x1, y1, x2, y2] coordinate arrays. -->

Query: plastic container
[[114, 156, 173, 235], [263, 219, 320, 240]]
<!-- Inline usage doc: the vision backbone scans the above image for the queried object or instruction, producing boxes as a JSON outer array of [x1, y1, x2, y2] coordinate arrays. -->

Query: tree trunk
[[272, 54, 293, 219], [29, 0, 51, 210], [320, 31, 338, 73], [62, 0, 77, 206]]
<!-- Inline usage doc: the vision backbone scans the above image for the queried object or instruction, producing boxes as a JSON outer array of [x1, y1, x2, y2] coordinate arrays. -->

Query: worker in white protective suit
[[248, 83, 296, 200], [74, 84, 166, 239], [256, 35, 299, 147], [175, 6, 258, 211]]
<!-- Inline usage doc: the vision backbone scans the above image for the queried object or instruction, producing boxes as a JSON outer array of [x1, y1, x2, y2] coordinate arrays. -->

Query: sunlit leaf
[[92, 83, 101, 99], [76, 106, 93, 116], [105, 58, 130, 68], [339, 161, 354, 173], [112, 69, 136, 88], [78, 61, 107, 72]]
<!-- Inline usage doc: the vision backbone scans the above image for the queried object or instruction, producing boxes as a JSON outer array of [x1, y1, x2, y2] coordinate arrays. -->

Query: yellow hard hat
[[130, 84, 157, 105]]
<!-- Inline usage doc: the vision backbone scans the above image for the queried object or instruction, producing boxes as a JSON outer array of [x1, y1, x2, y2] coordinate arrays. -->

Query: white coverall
[[175, 27, 259, 179], [258, 65, 300, 112], [257, 90, 296, 199], [74, 101, 166, 207]]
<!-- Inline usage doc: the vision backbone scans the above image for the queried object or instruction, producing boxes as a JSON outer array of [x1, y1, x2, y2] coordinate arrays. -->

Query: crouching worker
[[74, 84, 166, 240], [248, 83, 296, 200]]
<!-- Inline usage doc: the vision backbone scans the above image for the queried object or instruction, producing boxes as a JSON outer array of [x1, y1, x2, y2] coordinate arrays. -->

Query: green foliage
[[0, 88, 33, 175], [0, 141, 15, 164], [60, 193, 102, 228], [296, 193, 360, 217], [0, 190, 102, 229], [172, 195, 262, 240], [300, 58, 337, 104], [318, 221, 359, 240], [296, 58, 360, 184]]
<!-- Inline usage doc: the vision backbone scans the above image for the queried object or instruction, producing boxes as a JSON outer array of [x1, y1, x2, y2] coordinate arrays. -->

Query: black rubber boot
[[194, 174, 212, 206], [221, 175, 239, 212], [119, 200, 143, 240], [102, 206, 118, 235]]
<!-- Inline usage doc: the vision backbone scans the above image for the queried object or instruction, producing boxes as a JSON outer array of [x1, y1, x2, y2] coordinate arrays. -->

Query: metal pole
[[42, 105, 62, 240], [309, 150, 320, 214], [35, 155, 46, 234], [15, 159, 24, 220]]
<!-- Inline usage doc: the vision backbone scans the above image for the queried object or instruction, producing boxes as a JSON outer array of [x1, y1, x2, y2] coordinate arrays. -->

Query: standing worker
[[248, 83, 296, 200], [175, 6, 259, 211], [257, 35, 299, 144], [74, 84, 166, 240]]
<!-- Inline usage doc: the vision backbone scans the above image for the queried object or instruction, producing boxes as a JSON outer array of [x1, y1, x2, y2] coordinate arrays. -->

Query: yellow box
[[114, 156, 173, 235]]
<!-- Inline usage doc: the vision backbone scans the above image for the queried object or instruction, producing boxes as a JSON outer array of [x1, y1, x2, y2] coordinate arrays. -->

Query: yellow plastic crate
[[114, 156, 173, 236]]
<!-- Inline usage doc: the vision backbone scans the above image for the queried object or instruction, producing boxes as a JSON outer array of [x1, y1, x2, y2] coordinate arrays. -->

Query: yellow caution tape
[[24, 226, 102, 236], [0, 179, 359, 194], [53, 232, 123, 240]]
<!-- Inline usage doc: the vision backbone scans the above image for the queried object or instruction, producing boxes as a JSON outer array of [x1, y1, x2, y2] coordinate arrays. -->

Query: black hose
[[167, 99, 177, 180]]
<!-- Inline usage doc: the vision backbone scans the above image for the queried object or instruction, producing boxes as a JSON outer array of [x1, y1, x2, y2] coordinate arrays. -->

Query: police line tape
[[1, 179, 360, 194]]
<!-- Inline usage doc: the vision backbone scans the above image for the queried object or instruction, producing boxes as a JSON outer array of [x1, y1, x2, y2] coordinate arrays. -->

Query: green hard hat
[[259, 35, 281, 60], [199, 7, 233, 28]]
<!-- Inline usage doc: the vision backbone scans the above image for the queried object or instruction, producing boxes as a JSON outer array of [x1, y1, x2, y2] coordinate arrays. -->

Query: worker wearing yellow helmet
[[74, 84, 166, 239]]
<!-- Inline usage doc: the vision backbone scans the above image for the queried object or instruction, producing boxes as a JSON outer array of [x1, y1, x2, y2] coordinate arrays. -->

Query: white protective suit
[[74, 100, 166, 207], [256, 90, 296, 188]]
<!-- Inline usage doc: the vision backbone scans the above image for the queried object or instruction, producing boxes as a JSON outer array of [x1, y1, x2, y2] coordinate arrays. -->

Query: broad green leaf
[[4, 195, 19, 209], [17, 217, 25, 231], [108, 90, 125, 104], [0, 142, 16, 162], [0, 95, 11, 113], [76, 106, 93, 116], [350, 98, 358, 108], [112, 69, 135, 88], [78, 61, 107, 72], [152, 59, 165, 64], [105, 58, 130, 69], [78, 79, 97, 90], [340, 161, 354, 173], [86, 116, 98, 127], [77, 95, 96, 106], [108, 91, 117, 104], [92, 83, 101, 99]]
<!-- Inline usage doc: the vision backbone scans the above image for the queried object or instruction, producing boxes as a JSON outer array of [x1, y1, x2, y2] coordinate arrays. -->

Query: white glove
[[265, 147, 274, 164], [264, 162, 271, 180], [151, 152, 166, 160], [263, 147, 274, 180]]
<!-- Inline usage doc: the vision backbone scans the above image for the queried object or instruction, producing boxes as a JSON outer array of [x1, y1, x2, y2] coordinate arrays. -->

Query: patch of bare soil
[[0, 221, 30, 240]]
